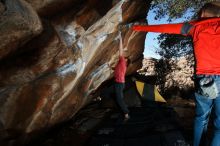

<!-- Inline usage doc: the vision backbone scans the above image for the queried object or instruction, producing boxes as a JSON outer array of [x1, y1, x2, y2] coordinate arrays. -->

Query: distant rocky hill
[[138, 56, 195, 98]]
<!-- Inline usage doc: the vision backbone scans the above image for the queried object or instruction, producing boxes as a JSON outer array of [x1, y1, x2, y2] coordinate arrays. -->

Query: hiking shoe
[[124, 113, 130, 121]]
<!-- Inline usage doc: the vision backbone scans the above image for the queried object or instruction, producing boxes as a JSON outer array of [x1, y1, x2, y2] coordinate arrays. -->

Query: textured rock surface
[[0, 0, 150, 144], [138, 57, 157, 76], [0, 0, 42, 60], [139, 56, 195, 97], [164, 56, 194, 91]]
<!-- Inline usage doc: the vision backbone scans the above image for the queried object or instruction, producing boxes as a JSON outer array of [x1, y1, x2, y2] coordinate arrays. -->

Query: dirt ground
[[25, 97, 198, 146]]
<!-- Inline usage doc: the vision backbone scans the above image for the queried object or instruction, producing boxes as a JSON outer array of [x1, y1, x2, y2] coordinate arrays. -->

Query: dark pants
[[114, 82, 129, 114]]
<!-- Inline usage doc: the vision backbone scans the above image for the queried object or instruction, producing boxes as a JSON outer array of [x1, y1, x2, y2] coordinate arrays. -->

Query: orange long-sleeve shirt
[[132, 18, 220, 75]]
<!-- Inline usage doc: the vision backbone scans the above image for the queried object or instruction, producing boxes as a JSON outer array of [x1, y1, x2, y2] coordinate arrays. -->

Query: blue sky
[[144, 9, 192, 59], [144, 10, 166, 59]]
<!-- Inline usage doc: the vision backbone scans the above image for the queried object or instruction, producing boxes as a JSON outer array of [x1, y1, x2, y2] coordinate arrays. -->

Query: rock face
[[0, 0, 150, 143], [139, 56, 195, 97], [165, 56, 194, 90], [0, 0, 42, 60], [138, 57, 157, 76]]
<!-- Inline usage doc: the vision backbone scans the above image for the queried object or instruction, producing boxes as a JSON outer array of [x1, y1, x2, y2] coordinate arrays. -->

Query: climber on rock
[[113, 31, 130, 121]]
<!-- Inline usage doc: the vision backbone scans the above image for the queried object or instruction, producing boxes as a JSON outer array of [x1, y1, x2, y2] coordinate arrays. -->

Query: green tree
[[156, 34, 192, 59], [150, 0, 214, 59], [151, 0, 214, 21]]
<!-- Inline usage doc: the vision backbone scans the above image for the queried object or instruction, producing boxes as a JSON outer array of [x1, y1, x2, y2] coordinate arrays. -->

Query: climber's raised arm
[[119, 31, 124, 57], [132, 22, 195, 36]]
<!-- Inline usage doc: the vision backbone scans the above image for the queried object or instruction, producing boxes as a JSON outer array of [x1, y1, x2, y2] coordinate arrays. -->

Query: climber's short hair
[[125, 57, 131, 67], [123, 50, 129, 58], [198, 1, 220, 18]]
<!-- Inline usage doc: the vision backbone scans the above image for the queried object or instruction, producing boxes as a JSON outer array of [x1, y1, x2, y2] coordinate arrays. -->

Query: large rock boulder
[[0, 0, 42, 60], [0, 0, 150, 144], [139, 56, 195, 97]]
